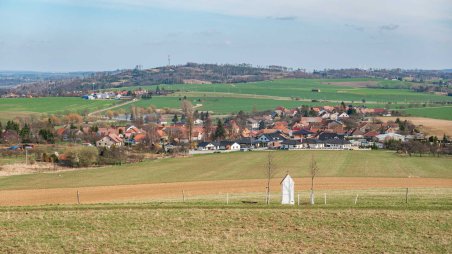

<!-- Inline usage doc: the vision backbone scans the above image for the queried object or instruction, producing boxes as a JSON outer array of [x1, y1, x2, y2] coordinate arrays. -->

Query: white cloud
[[39, 0, 452, 24]]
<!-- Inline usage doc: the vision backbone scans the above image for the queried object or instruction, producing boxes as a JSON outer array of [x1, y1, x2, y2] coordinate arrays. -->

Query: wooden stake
[[354, 194, 359, 205], [324, 193, 327, 205], [226, 193, 229, 205], [405, 188, 409, 204], [297, 193, 300, 206], [76, 190, 80, 205]]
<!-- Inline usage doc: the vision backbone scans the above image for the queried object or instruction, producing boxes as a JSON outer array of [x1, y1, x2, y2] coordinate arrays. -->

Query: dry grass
[[0, 163, 57, 177], [1, 178, 451, 206], [0, 204, 450, 253], [378, 116, 452, 136]]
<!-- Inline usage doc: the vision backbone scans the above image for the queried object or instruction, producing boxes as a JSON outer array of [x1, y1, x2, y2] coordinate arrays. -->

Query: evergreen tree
[[340, 101, 346, 110], [6, 120, 19, 132], [39, 129, 55, 143], [172, 114, 179, 124], [19, 123, 31, 142], [214, 119, 226, 140]]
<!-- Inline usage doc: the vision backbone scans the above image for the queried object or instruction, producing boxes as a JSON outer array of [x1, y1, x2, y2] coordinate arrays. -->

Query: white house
[[281, 140, 303, 150], [376, 133, 405, 142], [194, 119, 204, 125], [324, 139, 352, 149], [247, 118, 259, 129], [320, 112, 330, 119], [197, 142, 219, 151], [329, 112, 339, 120], [281, 174, 295, 205], [338, 112, 349, 118], [302, 139, 325, 149], [219, 141, 241, 151], [96, 134, 123, 148]]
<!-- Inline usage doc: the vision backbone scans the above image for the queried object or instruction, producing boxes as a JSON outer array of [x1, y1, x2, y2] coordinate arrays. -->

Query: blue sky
[[0, 0, 451, 72]]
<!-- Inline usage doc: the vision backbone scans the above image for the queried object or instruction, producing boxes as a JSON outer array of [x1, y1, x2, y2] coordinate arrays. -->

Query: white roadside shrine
[[281, 174, 295, 205]]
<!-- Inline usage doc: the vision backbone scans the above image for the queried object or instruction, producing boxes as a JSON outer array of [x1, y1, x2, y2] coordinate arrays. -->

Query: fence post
[[405, 188, 408, 204], [76, 190, 80, 205], [324, 193, 327, 205], [226, 193, 229, 205], [182, 190, 185, 202], [354, 194, 359, 205], [297, 193, 300, 206]]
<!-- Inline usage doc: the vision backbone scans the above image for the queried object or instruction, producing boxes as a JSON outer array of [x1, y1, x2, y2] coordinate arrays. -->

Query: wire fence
[[142, 188, 452, 207]]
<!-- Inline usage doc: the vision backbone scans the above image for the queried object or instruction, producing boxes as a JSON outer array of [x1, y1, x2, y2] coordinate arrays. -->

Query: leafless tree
[[309, 155, 319, 205], [264, 152, 278, 205], [181, 100, 194, 144]]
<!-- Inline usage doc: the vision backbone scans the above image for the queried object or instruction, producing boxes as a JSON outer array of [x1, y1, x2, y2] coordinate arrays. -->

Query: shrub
[[65, 146, 99, 167]]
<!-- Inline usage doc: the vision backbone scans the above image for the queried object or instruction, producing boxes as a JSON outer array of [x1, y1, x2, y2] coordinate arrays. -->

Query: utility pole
[[168, 55, 171, 66], [25, 148, 28, 165]]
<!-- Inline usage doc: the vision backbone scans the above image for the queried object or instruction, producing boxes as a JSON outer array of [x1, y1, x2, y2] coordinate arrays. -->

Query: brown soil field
[[1, 177, 451, 206], [322, 81, 378, 88], [378, 116, 452, 136]]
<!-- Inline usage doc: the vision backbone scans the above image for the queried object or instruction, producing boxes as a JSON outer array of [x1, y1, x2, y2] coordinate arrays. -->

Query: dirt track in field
[[321, 81, 378, 88], [378, 116, 452, 137], [1, 177, 451, 206]]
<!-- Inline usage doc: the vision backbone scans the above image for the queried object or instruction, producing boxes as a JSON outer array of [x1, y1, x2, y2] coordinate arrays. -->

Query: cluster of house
[[82, 88, 175, 100], [82, 92, 123, 100], [52, 105, 423, 152]]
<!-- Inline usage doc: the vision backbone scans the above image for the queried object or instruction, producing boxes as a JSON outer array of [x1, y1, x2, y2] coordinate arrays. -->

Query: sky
[[0, 0, 451, 72]]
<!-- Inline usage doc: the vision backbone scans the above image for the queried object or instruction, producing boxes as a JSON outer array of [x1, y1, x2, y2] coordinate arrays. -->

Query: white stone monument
[[281, 174, 295, 205]]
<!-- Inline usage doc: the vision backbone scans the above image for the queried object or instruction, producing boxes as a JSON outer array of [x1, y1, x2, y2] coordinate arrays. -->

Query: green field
[[133, 78, 452, 104], [0, 97, 116, 120], [0, 201, 450, 253], [0, 151, 450, 190], [124, 78, 452, 118], [1, 78, 452, 120], [401, 106, 452, 120], [125, 96, 330, 114]]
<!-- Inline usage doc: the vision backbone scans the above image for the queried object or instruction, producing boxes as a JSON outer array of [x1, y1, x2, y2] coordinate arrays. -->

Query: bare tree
[[309, 155, 319, 205], [264, 152, 278, 205], [181, 100, 194, 145]]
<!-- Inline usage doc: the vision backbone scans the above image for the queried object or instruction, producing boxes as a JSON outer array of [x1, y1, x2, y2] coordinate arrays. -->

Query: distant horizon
[[1, 63, 452, 74]]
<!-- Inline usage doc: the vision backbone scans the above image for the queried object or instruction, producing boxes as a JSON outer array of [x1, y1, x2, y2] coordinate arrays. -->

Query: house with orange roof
[[96, 133, 123, 148]]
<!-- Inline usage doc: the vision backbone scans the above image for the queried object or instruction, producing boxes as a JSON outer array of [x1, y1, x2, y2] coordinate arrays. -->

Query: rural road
[[1, 177, 451, 206], [88, 99, 138, 116]]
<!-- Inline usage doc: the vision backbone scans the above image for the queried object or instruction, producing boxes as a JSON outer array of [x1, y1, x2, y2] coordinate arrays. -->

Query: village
[[1, 101, 450, 168]]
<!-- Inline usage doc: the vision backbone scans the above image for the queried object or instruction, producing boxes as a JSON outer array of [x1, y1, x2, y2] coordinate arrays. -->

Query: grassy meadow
[[0, 97, 116, 121], [135, 78, 452, 103], [401, 106, 452, 121], [125, 78, 452, 118], [125, 96, 329, 114], [0, 201, 450, 253], [0, 150, 451, 190], [1, 78, 451, 119]]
